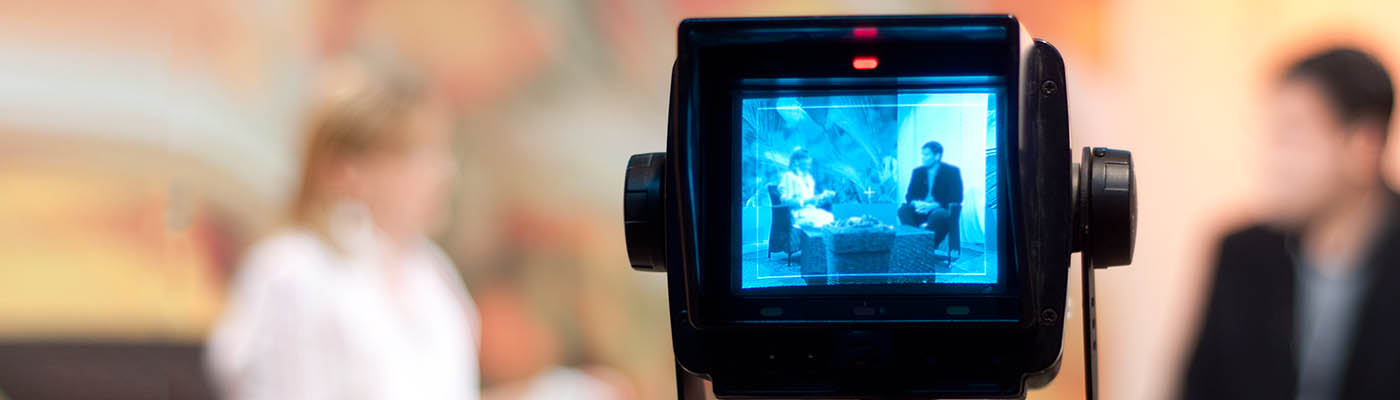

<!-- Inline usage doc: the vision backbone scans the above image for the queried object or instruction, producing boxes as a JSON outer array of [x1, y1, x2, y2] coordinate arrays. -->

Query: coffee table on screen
[[797, 225, 944, 285]]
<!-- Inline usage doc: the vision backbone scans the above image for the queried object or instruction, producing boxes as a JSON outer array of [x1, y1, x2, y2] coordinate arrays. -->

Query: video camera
[[623, 15, 1136, 399]]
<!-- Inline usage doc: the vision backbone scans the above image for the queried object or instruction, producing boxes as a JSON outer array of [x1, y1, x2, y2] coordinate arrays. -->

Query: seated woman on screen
[[777, 148, 835, 228]]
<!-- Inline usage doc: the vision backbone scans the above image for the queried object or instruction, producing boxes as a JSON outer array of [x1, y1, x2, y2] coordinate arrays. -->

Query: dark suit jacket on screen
[[1182, 191, 1400, 400], [905, 163, 963, 206]]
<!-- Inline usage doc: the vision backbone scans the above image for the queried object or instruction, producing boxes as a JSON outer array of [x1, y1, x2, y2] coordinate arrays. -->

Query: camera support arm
[[1073, 147, 1137, 400], [1082, 252, 1101, 400]]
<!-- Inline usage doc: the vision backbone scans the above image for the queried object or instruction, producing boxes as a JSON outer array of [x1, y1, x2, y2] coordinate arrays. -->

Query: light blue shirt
[[1293, 258, 1366, 400]]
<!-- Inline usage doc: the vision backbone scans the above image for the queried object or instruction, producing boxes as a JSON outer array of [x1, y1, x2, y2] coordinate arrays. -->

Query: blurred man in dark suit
[[898, 141, 963, 250], [1184, 48, 1400, 400]]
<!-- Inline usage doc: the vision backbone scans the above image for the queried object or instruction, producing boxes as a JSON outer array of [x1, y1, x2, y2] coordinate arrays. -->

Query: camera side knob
[[1074, 147, 1136, 268], [624, 152, 667, 272]]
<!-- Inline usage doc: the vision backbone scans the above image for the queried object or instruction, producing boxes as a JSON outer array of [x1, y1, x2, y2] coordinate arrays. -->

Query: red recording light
[[852, 56, 879, 70], [853, 26, 878, 40]]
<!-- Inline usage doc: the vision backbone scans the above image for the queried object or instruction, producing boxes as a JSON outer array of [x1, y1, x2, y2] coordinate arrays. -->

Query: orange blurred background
[[5, 0, 1400, 399]]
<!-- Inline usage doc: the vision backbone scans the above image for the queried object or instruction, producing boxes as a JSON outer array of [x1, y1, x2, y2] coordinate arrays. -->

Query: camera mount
[[1070, 147, 1137, 399]]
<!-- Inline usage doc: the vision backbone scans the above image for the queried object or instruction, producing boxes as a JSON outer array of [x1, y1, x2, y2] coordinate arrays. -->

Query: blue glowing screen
[[739, 88, 1002, 290]]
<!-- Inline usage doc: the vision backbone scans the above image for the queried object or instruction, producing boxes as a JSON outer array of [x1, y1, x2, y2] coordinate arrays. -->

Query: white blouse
[[777, 170, 816, 206], [778, 170, 833, 228], [207, 206, 479, 400]]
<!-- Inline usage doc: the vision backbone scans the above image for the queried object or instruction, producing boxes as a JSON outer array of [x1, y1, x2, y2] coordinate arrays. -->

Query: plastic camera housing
[[624, 15, 1135, 399]]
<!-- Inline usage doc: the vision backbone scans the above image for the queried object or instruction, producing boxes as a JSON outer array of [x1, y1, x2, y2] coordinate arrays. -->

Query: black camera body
[[624, 15, 1134, 399]]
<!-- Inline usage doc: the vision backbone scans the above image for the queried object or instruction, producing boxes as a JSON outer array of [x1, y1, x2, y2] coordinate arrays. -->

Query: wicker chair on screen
[[767, 184, 796, 264], [943, 203, 962, 262]]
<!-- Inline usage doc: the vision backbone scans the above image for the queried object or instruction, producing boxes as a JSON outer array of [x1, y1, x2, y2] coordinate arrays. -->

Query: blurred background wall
[[5, 0, 1400, 398]]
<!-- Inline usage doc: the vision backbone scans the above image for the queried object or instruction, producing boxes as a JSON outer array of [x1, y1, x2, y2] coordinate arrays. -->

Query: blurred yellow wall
[[7, 0, 1400, 399]]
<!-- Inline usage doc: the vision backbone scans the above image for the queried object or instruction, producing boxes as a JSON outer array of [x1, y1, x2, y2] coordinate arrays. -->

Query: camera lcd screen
[[738, 85, 1004, 292]]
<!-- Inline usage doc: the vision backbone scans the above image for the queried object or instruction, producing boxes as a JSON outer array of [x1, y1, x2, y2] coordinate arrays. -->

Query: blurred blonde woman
[[207, 59, 477, 400]]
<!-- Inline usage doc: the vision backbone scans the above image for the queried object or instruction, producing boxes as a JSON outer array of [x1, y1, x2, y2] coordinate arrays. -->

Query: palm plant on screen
[[741, 95, 899, 207]]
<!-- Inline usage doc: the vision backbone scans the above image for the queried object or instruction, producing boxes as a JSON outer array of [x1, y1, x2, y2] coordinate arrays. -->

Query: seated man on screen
[[779, 148, 836, 228], [898, 141, 963, 250]]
